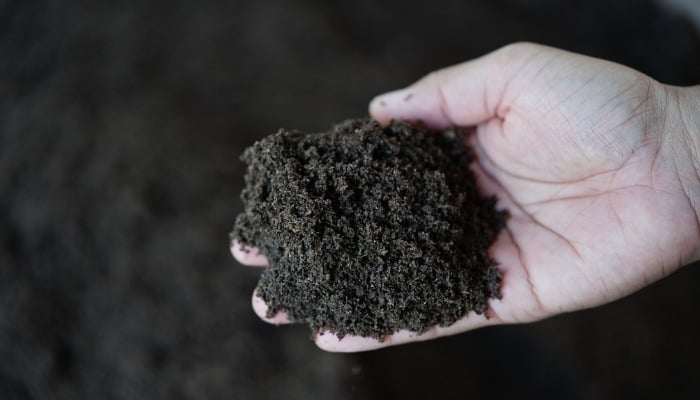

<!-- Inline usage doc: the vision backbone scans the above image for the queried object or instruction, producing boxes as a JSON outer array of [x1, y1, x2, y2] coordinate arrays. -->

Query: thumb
[[369, 42, 548, 128]]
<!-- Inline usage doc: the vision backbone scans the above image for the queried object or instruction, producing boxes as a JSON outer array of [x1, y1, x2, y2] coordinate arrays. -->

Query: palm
[[475, 69, 693, 324]]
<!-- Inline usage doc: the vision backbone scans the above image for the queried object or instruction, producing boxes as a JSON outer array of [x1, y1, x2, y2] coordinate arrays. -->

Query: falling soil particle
[[231, 118, 506, 340]]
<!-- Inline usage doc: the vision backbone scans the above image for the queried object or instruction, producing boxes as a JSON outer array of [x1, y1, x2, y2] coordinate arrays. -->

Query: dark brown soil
[[231, 118, 506, 340], [4, 1, 700, 398]]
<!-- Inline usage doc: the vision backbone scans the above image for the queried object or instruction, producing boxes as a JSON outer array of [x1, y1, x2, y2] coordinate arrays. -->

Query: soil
[[4, 1, 700, 398], [231, 118, 506, 340]]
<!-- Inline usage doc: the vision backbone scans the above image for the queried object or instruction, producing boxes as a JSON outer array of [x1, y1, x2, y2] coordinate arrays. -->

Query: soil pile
[[231, 118, 505, 340]]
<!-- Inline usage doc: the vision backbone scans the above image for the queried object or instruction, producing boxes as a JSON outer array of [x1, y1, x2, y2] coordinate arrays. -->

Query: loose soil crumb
[[231, 118, 505, 340]]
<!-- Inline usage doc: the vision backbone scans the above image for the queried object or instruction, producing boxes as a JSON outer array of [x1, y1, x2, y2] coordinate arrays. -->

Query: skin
[[232, 43, 700, 352]]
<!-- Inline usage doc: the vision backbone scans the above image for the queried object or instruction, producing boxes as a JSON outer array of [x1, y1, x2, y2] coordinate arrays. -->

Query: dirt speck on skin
[[231, 118, 506, 340]]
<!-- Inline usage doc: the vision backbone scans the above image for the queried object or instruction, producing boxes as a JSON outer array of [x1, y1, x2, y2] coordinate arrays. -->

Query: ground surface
[[1, 1, 700, 399]]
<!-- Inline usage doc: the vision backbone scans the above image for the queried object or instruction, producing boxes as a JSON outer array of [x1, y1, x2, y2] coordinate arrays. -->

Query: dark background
[[2, 0, 699, 399]]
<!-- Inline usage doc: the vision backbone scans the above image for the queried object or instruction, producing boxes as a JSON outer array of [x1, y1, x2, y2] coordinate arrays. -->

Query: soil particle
[[231, 118, 506, 340]]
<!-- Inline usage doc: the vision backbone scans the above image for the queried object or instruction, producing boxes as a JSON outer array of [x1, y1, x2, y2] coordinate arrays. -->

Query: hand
[[233, 43, 700, 351]]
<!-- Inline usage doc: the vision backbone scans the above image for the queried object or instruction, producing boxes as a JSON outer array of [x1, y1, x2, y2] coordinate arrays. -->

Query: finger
[[230, 240, 269, 267], [369, 42, 550, 128], [252, 291, 294, 325], [314, 226, 550, 352], [315, 312, 498, 352]]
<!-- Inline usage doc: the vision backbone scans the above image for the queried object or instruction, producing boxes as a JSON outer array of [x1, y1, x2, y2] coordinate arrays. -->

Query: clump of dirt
[[231, 118, 505, 340]]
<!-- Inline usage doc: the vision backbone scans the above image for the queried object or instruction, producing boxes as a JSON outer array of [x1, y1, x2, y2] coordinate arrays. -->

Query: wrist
[[678, 86, 700, 163], [667, 85, 700, 261]]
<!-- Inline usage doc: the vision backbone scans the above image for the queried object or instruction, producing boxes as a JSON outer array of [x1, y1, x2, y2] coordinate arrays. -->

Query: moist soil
[[231, 118, 506, 340]]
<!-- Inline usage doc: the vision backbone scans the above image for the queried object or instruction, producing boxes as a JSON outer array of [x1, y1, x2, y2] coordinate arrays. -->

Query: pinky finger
[[315, 311, 498, 352]]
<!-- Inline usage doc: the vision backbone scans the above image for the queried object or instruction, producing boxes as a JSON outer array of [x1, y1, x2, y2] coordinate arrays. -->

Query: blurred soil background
[[1, 0, 699, 399]]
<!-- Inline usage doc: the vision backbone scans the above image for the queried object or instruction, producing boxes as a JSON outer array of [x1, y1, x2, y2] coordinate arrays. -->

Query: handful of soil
[[231, 118, 505, 340]]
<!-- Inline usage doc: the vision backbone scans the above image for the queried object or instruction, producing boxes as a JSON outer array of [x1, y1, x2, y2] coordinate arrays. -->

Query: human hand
[[233, 43, 700, 351]]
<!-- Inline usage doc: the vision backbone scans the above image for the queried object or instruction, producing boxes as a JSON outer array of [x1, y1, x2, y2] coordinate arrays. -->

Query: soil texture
[[232, 118, 506, 339]]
